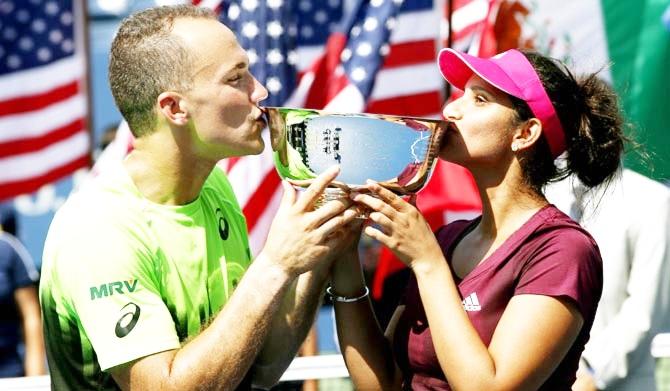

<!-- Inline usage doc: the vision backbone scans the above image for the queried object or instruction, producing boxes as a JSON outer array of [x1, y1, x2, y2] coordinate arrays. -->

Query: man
[[39, 5, 357, 390]]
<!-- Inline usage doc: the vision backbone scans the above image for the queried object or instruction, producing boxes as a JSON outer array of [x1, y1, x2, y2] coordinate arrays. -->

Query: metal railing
[[0, 354, 349, 390]]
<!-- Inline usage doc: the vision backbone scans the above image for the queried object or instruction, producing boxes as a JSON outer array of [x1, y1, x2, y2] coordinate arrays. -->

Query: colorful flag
[[0, 0, 90, 201], [219, 0, 447, 255]]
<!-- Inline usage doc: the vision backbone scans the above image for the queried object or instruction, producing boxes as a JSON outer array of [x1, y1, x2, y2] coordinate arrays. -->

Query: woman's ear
[[511, 118, 542, 153], [157, 92, 189, 126]]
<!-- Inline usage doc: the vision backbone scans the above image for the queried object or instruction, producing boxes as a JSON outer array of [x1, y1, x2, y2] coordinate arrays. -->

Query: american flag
[[0, 0, 90, 201], [96, 0, 488, 259], [215, 0, 446, 255]]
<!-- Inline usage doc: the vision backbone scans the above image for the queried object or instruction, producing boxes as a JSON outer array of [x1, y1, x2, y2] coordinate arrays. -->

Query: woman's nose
[[442, 99, 461, 121]]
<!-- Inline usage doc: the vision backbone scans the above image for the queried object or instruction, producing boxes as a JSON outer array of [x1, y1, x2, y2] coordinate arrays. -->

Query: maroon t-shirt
[[392, 205, 603, 390]]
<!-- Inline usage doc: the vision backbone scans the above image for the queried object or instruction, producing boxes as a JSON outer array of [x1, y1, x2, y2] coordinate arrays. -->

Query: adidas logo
[[462, 292, 481, 312]]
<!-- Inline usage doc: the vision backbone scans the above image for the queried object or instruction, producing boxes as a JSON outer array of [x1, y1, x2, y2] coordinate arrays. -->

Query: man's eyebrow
[[221, 61, 248, 76]]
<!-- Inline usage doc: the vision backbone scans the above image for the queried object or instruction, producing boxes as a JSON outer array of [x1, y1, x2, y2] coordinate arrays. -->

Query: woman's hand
[[351, 181, 443, 272]]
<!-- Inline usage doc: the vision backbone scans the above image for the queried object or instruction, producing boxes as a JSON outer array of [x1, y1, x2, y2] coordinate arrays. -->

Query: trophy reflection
[[265, 107, 448, 212]]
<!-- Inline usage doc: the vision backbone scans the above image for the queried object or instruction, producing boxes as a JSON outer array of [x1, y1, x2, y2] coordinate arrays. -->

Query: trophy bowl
[[264, 107, 448, 202]]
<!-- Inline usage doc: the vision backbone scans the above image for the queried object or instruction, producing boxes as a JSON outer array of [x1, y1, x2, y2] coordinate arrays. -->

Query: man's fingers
[[316, 206, 359, 237], [279, 180, 296, 208], [295, 166, 340, 211], [310, 197, 351, 227]]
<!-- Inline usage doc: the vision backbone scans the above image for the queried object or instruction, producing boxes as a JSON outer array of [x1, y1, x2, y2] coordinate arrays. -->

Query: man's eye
[[474, 95, 487, 103], [228, 75, 243, 83]]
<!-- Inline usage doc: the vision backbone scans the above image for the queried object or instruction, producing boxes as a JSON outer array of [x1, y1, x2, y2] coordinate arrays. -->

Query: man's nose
[[251, 77, 269, 103]]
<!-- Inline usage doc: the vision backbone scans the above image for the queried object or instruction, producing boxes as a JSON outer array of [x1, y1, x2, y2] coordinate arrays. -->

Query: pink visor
[[438, 48, 566, 158]]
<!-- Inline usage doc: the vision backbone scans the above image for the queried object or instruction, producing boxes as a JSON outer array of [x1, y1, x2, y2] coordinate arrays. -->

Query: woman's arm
[[354, 182, 584, 390], [15, 285, 46, 376], [415, 261, 583, 390], [330, 240, 403, 390]]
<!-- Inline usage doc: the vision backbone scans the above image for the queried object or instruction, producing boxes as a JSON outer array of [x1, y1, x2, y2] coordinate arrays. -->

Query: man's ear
[[157, 92, 189, 126], [511, 118, 543, 153]]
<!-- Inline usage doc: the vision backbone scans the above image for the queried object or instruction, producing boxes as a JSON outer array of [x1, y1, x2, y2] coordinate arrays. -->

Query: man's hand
[[261, 166, 359, 277]]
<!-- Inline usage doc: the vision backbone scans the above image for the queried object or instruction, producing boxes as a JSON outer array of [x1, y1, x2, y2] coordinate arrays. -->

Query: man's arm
[[249, 263, 330, 388], [109, 254, 293, 390], [109, 167, 358, 390]]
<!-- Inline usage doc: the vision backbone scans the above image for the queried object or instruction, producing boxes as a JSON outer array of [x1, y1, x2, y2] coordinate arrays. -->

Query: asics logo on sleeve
[[115, 302, 141, 338], [215, 207, 229, 240]]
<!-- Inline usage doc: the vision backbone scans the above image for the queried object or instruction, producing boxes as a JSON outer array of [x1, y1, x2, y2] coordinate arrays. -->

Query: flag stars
[[379, 43, 390, 56], [49, 30, 63, 44], [287, 50, 298, 65], [7, 55, 21, 69], [228, 4, 241, 21], [247, 49, 258, 65], [37, 47, 52, 62], [266, 49, 284, 65], [299, 1, 312, 12], [392, 0, 404, 4], [356, 42, 372, 57], [350, 67, 367, 82], [328, 0, 340, 8], [242, 22, 259, 38], [371, 0, 385, 7], [60, 11, 73, 25], [363, 17, 379, 31], [385, 17, 397, 30], [44, 1, 59, 15], [32, 19, 47, 33], [340, 48, 352, 62], [0, 1, 14, 14], [314, 10, 328, 24], [61, 39, 74, 53], [267, 0, 283, 9], [241, 0, 259, 11], [16, 9, 31, 23], [301, 25, 314, 39], [350, 25, 361, 37], [267, 20, 283, 37], [18, 37, 34, 51], [266, 77, 282, 93], [3, 27, 17, 41]]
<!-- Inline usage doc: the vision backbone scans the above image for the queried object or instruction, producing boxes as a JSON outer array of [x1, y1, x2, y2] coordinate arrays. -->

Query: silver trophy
[[265, 107, 448, 204]]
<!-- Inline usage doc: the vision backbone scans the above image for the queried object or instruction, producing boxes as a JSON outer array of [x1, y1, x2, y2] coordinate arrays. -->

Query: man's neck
[[124, 132, 217, 206]]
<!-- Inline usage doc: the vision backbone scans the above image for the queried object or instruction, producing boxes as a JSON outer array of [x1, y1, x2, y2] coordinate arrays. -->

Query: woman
[[329, 48, 625, 390]]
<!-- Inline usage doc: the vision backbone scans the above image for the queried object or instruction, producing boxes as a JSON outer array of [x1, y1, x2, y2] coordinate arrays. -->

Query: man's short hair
[[108, 5, 216, 138]]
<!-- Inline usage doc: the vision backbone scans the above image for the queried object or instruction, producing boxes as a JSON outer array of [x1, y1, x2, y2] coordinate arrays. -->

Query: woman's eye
[[474, 95, 487, 104]]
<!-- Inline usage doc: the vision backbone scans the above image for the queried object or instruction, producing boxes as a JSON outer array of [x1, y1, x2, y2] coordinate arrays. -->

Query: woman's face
[[439, 75, 521, 168]]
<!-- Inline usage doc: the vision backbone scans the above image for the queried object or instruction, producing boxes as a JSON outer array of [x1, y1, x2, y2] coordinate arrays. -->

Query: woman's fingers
[[351, 192, 398, 219], [365, 180, 409, 211]]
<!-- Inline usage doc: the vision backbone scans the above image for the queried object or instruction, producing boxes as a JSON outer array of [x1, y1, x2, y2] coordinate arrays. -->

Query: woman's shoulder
[[534, 205, 598, 247], [435, 216, 481, 248]]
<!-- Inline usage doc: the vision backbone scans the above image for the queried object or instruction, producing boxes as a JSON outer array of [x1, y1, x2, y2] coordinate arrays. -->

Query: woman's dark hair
[[510, 51, 626, 193]]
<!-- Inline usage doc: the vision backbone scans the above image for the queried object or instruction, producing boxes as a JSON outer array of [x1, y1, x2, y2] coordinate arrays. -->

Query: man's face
[[172, 18, 268, 161]]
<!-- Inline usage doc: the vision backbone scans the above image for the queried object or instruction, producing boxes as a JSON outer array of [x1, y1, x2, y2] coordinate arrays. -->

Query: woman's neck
[[473, 166, 548, 240]]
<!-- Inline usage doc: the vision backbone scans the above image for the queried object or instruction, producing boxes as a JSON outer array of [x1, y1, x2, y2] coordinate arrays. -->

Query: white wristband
[[326, 286, 370, 303]]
